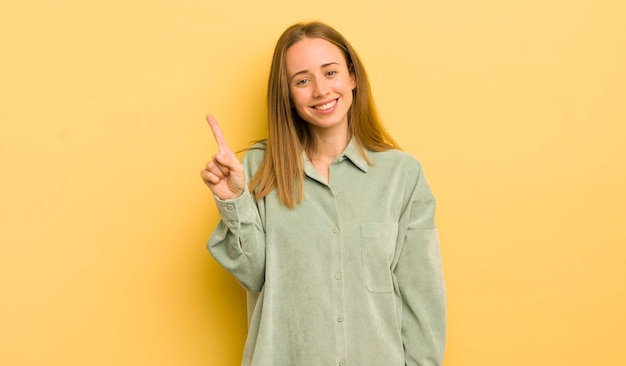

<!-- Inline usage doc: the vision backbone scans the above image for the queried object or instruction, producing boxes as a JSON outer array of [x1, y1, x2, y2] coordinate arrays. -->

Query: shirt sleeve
[[393, 162, 446, 366], [206, 150, 267, 293]]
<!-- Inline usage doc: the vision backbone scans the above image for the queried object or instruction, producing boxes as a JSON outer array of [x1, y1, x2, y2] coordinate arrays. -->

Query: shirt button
[[229, 220, 237, 226], [334, 272, 342, 280], [339, 360, 346, 366], [332, 227, 339, 234], [226, 204, 234, 210], [336, 316, 344, 323]]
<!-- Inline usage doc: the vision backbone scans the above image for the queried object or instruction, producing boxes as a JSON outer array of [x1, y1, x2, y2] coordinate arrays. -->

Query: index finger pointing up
[[206, 114, 232, 154]]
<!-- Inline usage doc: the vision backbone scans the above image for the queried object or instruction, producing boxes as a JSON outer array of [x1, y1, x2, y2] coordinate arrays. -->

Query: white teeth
[[314, 100, 336, 111]]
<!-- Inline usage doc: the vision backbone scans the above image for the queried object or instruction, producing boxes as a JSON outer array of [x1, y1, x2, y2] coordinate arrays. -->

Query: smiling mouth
[[313, 99, 337, 111]]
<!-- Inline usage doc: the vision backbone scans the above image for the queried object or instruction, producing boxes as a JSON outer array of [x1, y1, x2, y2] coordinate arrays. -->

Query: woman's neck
[[307, 125, 350, 162], [306, 127, 351, 183]]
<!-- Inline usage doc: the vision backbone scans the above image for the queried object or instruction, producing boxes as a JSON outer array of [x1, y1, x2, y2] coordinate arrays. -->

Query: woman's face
[[285, 37, 356, 134]]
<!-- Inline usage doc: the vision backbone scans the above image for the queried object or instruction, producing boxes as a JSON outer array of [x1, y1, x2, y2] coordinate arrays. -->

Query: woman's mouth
[[313, 99, 337, 111]]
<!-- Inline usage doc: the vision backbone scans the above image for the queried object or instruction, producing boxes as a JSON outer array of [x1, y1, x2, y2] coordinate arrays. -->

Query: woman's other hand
[[200, 115, 245, 200]]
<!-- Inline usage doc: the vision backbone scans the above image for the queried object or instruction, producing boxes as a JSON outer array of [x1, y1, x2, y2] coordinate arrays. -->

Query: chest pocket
[[360, 223, 399, 293]]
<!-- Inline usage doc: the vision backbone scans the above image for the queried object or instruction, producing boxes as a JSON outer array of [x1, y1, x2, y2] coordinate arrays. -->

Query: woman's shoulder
[[242, 140, 267, 168], [369, 148, 423, 170], [246, 140, 268, 154]]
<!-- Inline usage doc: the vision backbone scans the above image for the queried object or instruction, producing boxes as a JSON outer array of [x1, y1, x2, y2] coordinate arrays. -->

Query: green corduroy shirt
[[208, 138, 446, 366]]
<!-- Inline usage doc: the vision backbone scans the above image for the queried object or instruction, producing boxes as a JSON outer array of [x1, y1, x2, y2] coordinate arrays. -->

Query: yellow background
[[1, 0, 625, 365]]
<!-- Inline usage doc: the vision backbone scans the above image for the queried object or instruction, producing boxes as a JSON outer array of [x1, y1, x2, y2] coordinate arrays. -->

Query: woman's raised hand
[[200, 115, 245, 200]]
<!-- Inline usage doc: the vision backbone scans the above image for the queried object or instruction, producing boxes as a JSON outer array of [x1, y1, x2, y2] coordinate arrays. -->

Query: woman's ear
[[349, 64, 357, 90]]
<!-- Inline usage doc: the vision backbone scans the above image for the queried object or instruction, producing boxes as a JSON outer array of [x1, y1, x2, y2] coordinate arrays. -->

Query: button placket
[[328, 177, 346, 365]]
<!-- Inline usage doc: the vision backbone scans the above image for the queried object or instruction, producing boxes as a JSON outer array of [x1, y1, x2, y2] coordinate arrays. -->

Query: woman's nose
[[312, 79, 329, 97]]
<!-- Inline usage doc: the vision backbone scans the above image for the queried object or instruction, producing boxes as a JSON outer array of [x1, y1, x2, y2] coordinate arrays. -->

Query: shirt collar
[[302, 137, 369, 182], [340, 137, 369, 172]]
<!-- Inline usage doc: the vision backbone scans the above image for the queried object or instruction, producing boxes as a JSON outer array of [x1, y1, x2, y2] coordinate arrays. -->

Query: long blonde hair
[[248, 21, 399, 208]]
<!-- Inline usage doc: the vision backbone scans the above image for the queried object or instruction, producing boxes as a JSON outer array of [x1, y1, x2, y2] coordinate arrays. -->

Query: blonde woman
[[201, 21, 446, 366]]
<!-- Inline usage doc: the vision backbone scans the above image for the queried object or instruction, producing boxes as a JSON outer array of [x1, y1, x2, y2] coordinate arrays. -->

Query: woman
[[201, 21, 446, 366]]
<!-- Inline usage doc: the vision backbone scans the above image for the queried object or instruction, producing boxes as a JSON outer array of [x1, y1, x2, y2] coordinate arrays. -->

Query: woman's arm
[[207, 187, 266, 292], [394, 163, 446, 366], [201, 115, 267, 292]]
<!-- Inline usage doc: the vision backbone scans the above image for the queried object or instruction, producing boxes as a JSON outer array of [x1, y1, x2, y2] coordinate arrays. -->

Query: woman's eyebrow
[[321, 62, 340, 68], [289, 69, 309, 82]]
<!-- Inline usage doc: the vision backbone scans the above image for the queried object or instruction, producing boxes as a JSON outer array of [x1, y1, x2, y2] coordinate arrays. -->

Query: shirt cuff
[[213, 188, 255, 230]]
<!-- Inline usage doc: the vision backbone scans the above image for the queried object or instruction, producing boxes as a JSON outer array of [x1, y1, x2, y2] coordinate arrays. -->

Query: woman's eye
[[326, 70, 337, 76], [296, 79, 309, 86]]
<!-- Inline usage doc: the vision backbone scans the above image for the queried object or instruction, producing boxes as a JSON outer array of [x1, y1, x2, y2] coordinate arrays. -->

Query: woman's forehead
[[285, 38, 347, 71]]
